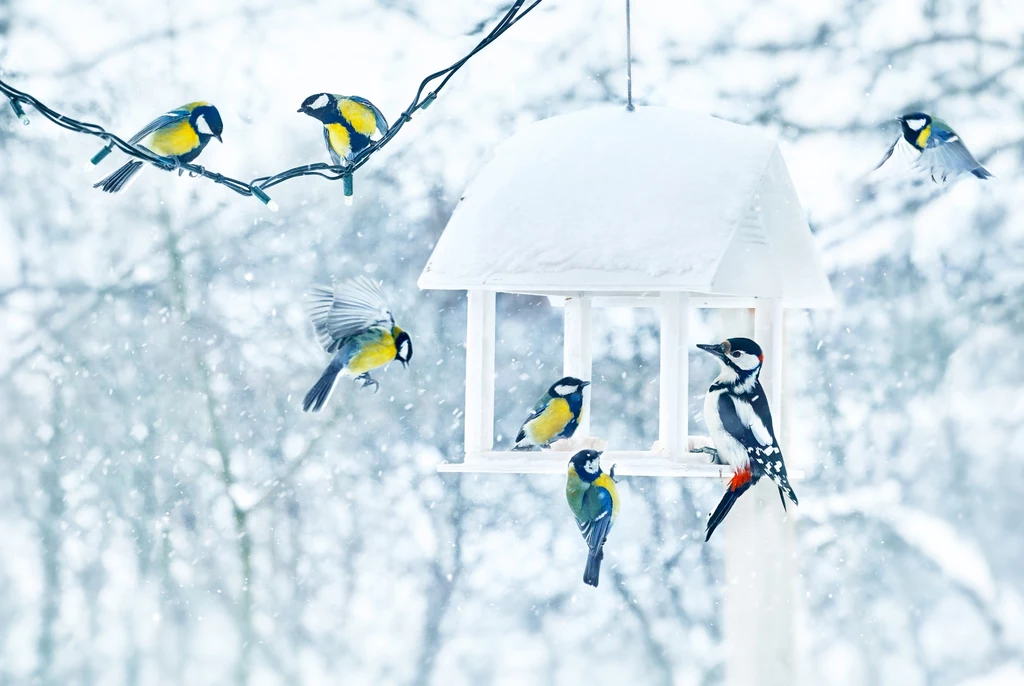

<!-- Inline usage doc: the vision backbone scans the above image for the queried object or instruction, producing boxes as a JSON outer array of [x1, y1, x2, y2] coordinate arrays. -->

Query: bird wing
[[718, 385, 797, 505], [576, 485, 614, 551], [346, 96, 389, 136], [870, 136, 901, 173], [918, 123, 987, 177], [306, 276, 394, 353], [127, 107, 191, 145]]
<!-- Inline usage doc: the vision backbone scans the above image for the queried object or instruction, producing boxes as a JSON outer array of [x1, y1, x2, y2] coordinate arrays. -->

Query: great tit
[[873, 112, 991, 183], [298, 93, 388, 166], [93, 102, 224, 193], [303, 276, 412, 412], [566, 449, 620, 588], [512, 377, 590, 450], [697, 338, 798, 542]]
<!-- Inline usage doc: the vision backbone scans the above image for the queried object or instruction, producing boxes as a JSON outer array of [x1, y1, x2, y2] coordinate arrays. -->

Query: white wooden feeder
[[418, 106, 834, 476], [419, 105, 835, 686]]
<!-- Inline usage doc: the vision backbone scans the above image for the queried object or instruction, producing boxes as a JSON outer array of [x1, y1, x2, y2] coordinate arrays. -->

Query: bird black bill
[[697, 343, 726, 357]]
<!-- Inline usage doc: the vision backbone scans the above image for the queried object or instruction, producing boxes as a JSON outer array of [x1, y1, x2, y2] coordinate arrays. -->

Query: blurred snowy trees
[[0, 1, 1022, 685]]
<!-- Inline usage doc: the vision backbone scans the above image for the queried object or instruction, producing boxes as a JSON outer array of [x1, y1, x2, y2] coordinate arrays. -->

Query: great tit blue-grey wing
[[577, 486, 614, 550], [918, 123, 990, 179], [870, 136, 901, 173], [346, 96, 389, 136], [127, 107, 191, 145], [306, 276, 394, 352]]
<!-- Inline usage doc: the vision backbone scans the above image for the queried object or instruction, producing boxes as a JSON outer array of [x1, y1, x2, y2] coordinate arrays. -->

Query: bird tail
[[705, 466, 754, 542], [583, 547, 603, 587], [303, 365, 341, 412], [971, 165, 993, 179], [94, 160, 145, 193]]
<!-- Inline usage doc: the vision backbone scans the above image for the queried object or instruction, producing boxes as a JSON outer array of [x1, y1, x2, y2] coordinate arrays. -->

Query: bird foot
[[609, 464, 622, 482], [692, 446, 722, 463], [356, 374, 380, 394]]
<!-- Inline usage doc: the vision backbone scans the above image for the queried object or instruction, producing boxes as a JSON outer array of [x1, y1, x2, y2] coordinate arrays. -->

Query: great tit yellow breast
[[339, 99, 380, 137], [345, 330, 397, 375], [593, 474, 620, 518], [525, 397, 573, 444], [916, 125, 932, 149], [148, 119, 201, 157], [325, 123, 353, 159]]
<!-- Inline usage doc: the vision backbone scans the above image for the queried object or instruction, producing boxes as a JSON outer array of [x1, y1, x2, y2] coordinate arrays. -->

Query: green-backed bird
[[512, 377, 590, 450], [303, 276, 412, 412], [298, 93, 388, 165], [93, 102, 224, 193], [566, 449, 620, 588], [873, 112, 991, 183]]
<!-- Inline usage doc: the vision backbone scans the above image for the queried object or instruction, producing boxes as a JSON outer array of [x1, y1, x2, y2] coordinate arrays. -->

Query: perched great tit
[[303, 275, 412, 412], [512, 377, 590, 450], [566, 449, 620, 588], [298, 93, 388, 165], [697, 338, 798, 542], [93, 102, 224, 193], [872, 112, 991, 183]]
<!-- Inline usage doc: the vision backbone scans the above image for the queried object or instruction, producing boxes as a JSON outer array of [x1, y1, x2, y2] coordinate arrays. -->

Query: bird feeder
[[419, 106, 834, 477]]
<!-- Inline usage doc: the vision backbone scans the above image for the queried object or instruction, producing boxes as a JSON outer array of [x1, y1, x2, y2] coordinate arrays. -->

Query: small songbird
[[872, 112, 991, 183], [697, 338, 798, 542], [512, 377, 590, 450], [298, 93, 388, 166], [303, 275, 412, 412], [566, 449, 619, 588], [93, 102, 224, 193]]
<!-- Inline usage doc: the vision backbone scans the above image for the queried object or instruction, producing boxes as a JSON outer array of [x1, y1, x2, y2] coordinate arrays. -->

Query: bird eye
[[731, 351, 741, 358]]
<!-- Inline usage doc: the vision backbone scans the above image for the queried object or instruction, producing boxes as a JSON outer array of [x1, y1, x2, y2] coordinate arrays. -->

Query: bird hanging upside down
[[566, 449, 619, 587]]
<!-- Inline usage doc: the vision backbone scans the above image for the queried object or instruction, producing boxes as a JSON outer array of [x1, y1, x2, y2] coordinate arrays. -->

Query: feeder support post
[[464, 290, 496, 460], [659, 291, 690, 456], [563, 295, 593, 438]]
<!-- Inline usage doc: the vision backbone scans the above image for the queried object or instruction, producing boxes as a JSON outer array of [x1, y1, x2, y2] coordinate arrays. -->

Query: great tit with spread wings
[[303, 276, 412, 412], [872, 112, 991, 183]]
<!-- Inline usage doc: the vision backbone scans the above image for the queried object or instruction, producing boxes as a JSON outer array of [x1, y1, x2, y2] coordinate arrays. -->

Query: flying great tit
[[93, 102, 224, 193], [872, 112, 991, 183], [303, 276, 412, 412]]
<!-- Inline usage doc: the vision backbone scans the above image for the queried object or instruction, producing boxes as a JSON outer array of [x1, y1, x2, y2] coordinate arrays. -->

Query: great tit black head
[[569, 449, 603, 483], [191, 105, 224, 143], [548, 376, 590, 398], [697, 337, 763, 373], [897, 112, 932, 143], [298, 93, 336, 122], [394, 330, 413, 369]]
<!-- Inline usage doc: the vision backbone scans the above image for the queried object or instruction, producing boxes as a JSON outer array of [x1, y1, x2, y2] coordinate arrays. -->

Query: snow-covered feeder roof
[[419, 106, 834, 308]]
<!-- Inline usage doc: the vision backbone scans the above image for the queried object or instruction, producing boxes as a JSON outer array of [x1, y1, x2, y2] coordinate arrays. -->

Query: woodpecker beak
[[697, 343, 727, 359]]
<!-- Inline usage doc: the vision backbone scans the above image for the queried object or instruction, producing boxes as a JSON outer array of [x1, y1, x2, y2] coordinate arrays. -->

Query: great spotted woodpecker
[[697, 337, 798, 542]]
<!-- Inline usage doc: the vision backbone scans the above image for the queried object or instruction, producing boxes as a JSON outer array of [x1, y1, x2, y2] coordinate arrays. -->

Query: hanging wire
[[625, 0, 634, 111], [0, 0, 545, 210]]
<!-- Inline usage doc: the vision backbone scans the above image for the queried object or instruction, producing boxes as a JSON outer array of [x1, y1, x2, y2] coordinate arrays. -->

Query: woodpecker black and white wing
[[717, 385, 798, 507], [306, 276, 394, 353]]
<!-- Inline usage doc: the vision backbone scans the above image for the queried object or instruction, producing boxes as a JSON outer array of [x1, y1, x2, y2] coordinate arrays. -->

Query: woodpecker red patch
[[729, 465, 753, 491]]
